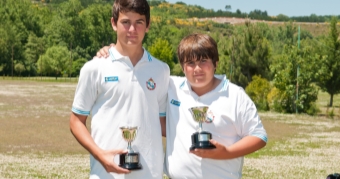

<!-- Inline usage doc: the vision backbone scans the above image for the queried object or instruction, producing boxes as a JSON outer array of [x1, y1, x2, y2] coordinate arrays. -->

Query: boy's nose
[[129, 24, 136, 31]]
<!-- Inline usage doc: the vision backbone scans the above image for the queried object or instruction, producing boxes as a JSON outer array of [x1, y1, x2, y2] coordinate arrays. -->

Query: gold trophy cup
[[189, 106, 216, 150], [119, 126, 142, 170]]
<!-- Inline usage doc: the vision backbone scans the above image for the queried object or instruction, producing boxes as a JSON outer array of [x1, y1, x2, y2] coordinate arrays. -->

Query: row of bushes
[[245, 75, 320, 115]]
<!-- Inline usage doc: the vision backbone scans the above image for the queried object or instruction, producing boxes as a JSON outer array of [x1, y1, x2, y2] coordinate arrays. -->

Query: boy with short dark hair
[[69, 0, 170, 178]]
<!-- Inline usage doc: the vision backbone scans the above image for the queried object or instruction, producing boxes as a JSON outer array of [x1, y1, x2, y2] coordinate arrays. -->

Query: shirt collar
[[179, 75, 229, 93], [108, 47, 152, 62]]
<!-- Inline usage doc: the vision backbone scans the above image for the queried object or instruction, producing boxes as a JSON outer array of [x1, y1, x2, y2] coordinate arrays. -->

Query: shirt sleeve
[[71, 60, 99, 116], [159, 63, 170, 117], [237, 88, 268, 143]]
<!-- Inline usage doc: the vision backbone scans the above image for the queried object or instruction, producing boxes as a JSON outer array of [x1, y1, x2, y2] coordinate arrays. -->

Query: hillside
[[196, 17, 331, 37]]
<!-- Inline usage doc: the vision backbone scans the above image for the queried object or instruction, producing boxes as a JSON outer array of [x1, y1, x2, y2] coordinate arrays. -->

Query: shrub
[[267, 87, 287, 112], [306, 102, 320, 116], [245, 75, 271, 111], [326, 107, 335, 119]]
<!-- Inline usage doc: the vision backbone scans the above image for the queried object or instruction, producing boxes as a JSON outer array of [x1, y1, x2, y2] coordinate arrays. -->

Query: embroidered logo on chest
[[105, 76, 119, 82], [146, 78, 156, 90], [205, 110, 215, 123]]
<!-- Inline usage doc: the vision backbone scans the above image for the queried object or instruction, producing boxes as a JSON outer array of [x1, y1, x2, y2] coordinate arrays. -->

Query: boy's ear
[[214, 61, 218, 72], [146, 19, 151, 33], [111, 17, 117, 31]]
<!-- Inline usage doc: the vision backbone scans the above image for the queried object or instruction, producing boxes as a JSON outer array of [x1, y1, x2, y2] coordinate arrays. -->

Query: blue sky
[[166, 0, 340, 17]]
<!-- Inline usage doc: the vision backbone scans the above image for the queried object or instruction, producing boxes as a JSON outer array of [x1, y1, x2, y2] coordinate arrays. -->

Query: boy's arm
[[190, 136, 266, 159], [70, 112, 130, 174], [191, 88, 267, 160], [160, 116, 166, 137], [159, 63, 170, 138]]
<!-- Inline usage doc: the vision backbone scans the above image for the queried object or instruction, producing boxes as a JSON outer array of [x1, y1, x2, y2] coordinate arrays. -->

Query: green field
[[0, 79, 339, 178]]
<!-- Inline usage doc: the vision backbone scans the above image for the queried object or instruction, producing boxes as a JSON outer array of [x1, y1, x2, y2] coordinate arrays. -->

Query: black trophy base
[[119, 153, 142, 170], [190, 131, 216, 151]]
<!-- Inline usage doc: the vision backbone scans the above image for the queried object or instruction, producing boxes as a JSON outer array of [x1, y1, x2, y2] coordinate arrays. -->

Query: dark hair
[[327, 173, 340, 179], [112, 0, 150, 26], [177, 33, 219, 67]]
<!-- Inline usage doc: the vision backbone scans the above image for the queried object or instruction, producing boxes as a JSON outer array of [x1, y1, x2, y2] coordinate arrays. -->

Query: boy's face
[[111, 11, 149, 47], [183, 58, 216, 90]]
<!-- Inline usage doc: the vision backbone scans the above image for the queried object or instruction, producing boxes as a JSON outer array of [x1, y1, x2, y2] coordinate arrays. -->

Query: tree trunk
[[40, 42, 43, 80], [11, 45, 14, 78], [70, 42, 72, 78], [329, 93, 333, 107]]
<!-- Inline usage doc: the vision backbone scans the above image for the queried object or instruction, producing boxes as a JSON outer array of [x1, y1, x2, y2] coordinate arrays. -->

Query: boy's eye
[[201, 59, 211, 63]]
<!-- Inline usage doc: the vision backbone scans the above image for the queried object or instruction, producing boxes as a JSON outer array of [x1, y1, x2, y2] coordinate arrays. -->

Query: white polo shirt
[[72, 47, 170, 179], [164, 75, 267, 179]]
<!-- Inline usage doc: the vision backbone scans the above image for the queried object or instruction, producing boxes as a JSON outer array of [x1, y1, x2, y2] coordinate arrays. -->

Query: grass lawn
[[0, 80, 339, 178]]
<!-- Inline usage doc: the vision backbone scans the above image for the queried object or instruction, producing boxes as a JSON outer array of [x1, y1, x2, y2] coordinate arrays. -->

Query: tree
[[24, 33, 45, 76], [174, 1, 186, 5], [44, 0, 85, 79], [315, 17, 340, 107], [37, 46, 70, 79], [15, 63, 25, 76], [171, 63, 184, 76], [0, 0, 30, 76], [271, 43, 319, 114], [0, 27, 10, 75], [225, 5, 231, 12], [230, 22, 271, 88], [68, 46, 90, 76], [0, 0, 45, 77], [0, 22, 25, 77], [79, 3, 114, 56], [72, 58, 88, 77], [148, 38, 174, 71], [236, 9, 241, 15], [276, 14, 290, 21], [215, 33, 232, 78], [144, 16, 170, 48], [278, 21, 297, 46]]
